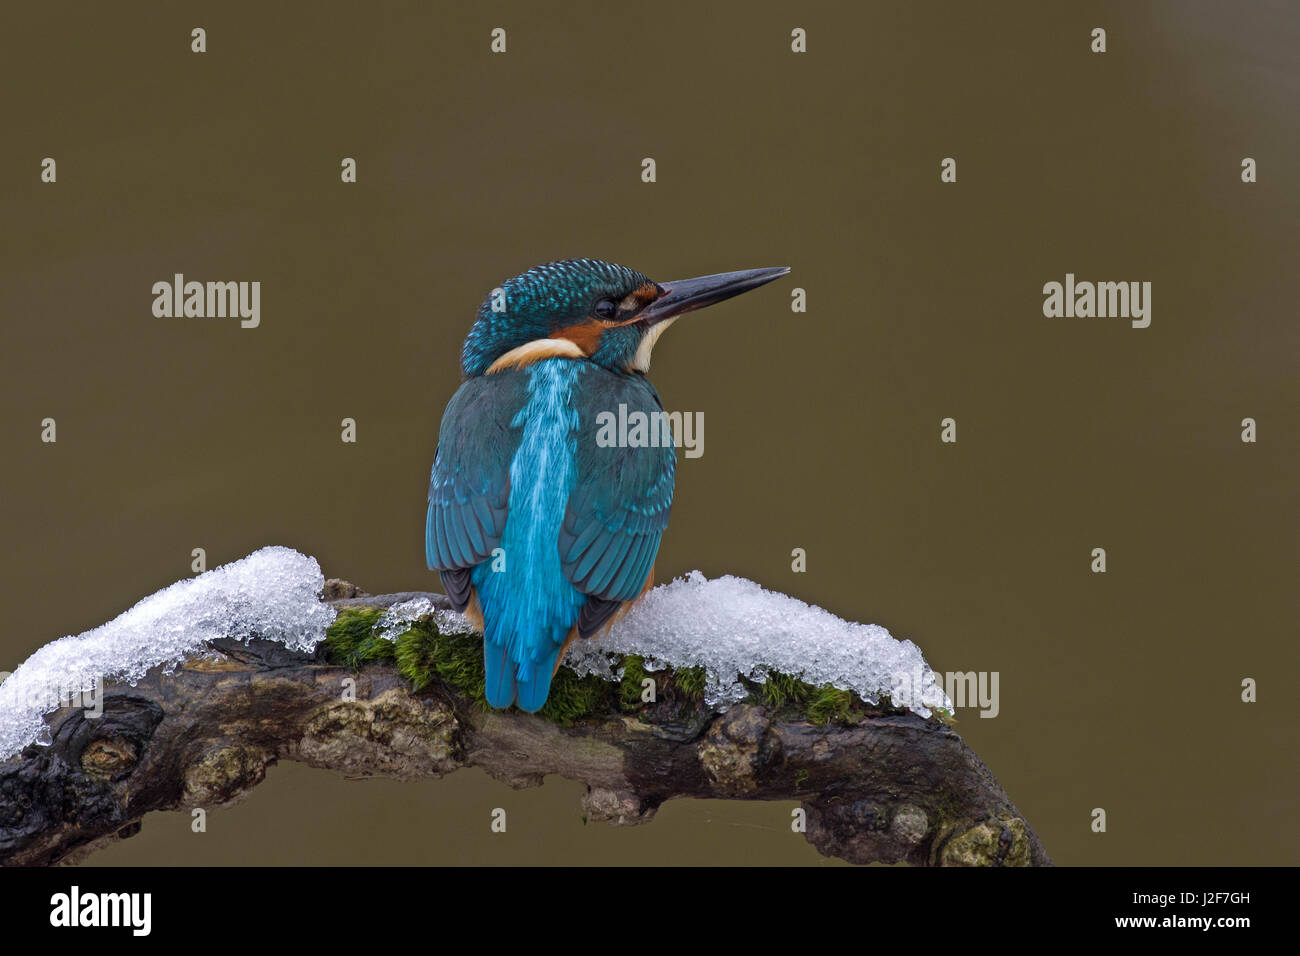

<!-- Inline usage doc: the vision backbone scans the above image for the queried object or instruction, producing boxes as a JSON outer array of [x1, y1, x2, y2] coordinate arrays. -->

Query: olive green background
[[2, 1, 1295, 865]]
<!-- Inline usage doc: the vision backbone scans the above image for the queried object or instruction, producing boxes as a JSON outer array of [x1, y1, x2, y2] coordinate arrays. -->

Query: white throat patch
[[631, 317, 677, 372]]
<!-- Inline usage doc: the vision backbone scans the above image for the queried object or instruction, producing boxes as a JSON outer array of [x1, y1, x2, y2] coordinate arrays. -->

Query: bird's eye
[[594, 298, 618, 320]]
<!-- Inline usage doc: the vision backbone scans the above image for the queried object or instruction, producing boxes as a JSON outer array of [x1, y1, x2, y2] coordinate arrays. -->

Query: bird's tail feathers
[[483, 640, 517, 709], [514, 649, 563, 713]]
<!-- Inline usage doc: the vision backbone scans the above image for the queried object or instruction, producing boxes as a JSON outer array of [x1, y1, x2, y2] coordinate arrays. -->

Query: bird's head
[[460, 258, 789, 378]]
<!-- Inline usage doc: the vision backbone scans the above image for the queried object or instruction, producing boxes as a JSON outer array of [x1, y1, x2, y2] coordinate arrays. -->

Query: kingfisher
[[425, 258, 788, 712]]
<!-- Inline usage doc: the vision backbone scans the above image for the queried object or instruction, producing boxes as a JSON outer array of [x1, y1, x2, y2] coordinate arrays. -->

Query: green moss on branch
[[322, 607, 887, 728]]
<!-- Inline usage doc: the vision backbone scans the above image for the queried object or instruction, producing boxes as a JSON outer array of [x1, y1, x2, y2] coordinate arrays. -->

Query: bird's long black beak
[[639, 266, 790, 326]]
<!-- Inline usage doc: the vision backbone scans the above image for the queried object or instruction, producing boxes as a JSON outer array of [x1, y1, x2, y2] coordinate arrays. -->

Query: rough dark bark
[[0, 586, 1051, 866]]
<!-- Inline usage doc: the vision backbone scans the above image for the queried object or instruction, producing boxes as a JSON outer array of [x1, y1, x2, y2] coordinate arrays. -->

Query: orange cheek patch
[[550, 320, 604, 355], [635, 282, 663, 305], [620, 282, 664, 316]]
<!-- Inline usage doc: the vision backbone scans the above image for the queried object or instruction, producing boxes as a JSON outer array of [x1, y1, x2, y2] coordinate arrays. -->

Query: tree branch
[[0, 584, 1051, 866]]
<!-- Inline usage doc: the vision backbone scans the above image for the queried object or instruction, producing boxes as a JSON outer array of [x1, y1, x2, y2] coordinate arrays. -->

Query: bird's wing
[[560, 372, 675, 635], [425, 374, 527, 609]]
